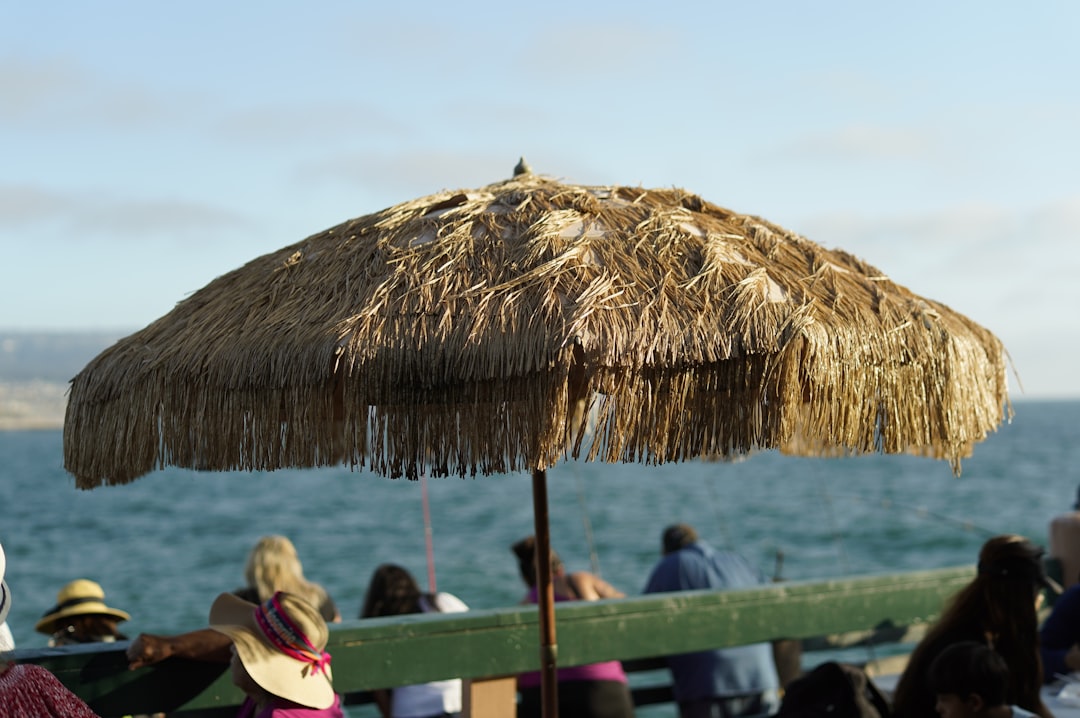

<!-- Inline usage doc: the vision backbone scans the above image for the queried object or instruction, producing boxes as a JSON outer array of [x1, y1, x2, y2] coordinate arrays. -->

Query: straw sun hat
[[35, 579, 131, 635], [209, 591, 335, 710]]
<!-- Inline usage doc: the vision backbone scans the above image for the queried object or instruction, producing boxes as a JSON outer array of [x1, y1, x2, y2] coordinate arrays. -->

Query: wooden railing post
[[462, 676, 518, 718]]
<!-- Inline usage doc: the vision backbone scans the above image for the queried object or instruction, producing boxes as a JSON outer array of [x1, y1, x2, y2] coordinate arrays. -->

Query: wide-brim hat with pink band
[[209, 590, 335, 709]]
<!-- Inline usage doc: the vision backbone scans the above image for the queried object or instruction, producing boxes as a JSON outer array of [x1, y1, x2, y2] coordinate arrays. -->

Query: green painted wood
[[15, 566, 973, 717]]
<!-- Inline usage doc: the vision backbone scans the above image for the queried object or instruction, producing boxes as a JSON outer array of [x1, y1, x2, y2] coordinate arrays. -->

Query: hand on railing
[[126, 628, 231, 670]]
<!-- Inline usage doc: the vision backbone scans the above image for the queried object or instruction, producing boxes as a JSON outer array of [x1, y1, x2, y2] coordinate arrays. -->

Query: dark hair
[[50, 615, 128, 645], [927, 641, 1009, 707], [892, 535, 1047, 718], [662, 523, 698, 555], [511, 536, 563, 588], [360, 564, 434, 618]]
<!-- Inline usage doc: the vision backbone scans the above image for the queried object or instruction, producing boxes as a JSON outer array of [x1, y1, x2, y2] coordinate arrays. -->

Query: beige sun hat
[[35, 578, 130, 635], [209, 591, 335, 709]]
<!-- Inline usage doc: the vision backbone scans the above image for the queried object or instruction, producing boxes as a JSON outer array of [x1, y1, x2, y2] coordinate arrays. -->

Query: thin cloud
[[0, 186, 72, 225], [293, 149, 518, 197], [0, 58, 84, 120], [0, 183, 252, 238], [796, 197, 1080, 333], [0, 56, 185, 129], [519, 22, 679, 79], [799, 70, 899, 108], [212, 103, 410, 144], [770, 125, 938, 164], [803, 198, 1079, 261]]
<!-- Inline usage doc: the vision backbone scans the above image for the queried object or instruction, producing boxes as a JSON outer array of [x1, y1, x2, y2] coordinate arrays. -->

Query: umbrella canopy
[[64, 168, 1009, 486]]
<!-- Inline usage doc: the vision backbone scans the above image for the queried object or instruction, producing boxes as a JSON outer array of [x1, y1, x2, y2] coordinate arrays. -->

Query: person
[[511, 535, 635, 718], [0, 621, 12, 653], [1038, 580, 1080, 679], [234, 536, 341, 623], [927, 641, 1038, 718], [36, 578, 131, 646], [128, 535, 340, 669], [1048, 485, 1080, 589], [642, 523, 781, 718], [360, 564, 469, 718], [0, 542, 99, 717], [208, 590, 344, 717], [891, 535, 1058, 718], [0, 547, 11, 653]]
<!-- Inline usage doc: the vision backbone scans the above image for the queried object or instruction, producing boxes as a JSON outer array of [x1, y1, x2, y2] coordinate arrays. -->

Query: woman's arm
[[569, 571, 625, 600], [126, 628, 232, 669]]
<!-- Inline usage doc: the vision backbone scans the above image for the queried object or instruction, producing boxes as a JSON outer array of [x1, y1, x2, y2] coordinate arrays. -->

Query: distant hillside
[[0, 331, 125, 382], [0, 331, 126, 429]]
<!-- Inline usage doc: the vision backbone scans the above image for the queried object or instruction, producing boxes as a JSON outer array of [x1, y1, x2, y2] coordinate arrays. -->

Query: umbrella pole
[[532, 468, 559, 718]]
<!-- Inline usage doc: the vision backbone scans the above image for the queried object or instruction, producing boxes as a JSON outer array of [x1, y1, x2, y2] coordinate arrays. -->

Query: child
[[209, 590, 343, 718], [928, 641, 1038, 718]]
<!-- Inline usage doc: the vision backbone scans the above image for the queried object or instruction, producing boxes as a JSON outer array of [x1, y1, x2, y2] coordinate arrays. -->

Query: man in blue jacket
[[644, 523, 780, 718]]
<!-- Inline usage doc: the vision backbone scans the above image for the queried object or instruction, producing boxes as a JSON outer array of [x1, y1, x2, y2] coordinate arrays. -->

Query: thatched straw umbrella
[[64, 164, 1010, 718]]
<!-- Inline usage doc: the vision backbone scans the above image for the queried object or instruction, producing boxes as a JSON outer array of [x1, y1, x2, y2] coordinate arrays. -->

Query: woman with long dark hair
[[361, 564, 468, 718], [891, 534, 1057, 718]]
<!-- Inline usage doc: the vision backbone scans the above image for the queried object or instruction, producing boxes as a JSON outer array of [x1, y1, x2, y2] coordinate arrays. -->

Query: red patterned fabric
[[0, 662, 98, 717]]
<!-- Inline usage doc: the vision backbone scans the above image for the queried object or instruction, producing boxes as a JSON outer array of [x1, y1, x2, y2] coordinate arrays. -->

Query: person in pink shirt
[[511, 535, 635, 718]]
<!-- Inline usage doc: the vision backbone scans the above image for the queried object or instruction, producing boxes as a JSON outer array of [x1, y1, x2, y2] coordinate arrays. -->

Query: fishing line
[[814, 475, 852, 576], [573, 464, 603, 576], [810, 482, 998, 669], [702, 472, 735, 551], [823, 492, 997, 537], [569, 401, 603, 576]]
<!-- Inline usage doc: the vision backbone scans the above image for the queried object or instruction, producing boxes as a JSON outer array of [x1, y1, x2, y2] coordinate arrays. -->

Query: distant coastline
[[0, 380, 67, 430], [0, 330, 123, 430]]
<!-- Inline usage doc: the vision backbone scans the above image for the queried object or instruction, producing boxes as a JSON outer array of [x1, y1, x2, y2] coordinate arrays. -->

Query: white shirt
[[0, 622, 14, 652], [391, 592, 469, 718]]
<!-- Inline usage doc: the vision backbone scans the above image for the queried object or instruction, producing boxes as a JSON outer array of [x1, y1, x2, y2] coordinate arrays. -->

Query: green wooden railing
[[11, 566, 976, 717]]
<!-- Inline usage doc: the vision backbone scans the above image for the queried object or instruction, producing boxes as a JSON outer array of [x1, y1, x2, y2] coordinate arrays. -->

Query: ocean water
[[0, 399, 1077, 708]]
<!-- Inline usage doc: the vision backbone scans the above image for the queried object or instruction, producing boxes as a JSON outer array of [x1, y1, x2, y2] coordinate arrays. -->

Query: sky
[[1, 2, 1077, 398]]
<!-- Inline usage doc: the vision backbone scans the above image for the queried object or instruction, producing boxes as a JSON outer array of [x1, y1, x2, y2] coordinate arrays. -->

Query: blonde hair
[[244, 535, 328, 610]]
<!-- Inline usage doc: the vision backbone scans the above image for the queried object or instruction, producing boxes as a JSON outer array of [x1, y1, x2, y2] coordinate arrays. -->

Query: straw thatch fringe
[[63, 174, 1009, 488]]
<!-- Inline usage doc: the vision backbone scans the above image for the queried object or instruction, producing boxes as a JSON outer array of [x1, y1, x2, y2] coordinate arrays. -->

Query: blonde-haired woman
[[127, 535, 339, 671], [236, 536, 340, 624]]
